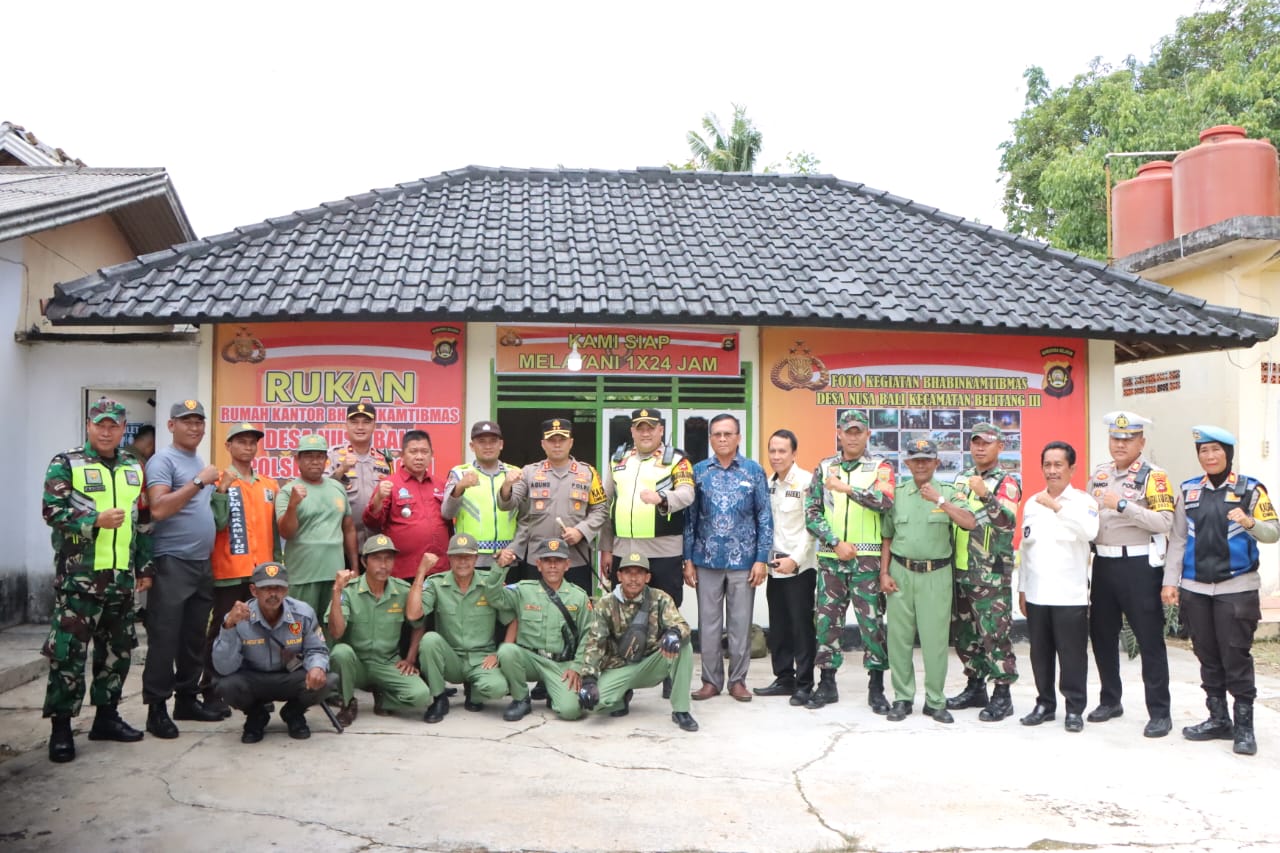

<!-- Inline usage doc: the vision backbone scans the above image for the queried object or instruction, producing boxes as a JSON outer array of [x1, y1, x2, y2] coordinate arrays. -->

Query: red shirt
[[363, 468, 451, 579]]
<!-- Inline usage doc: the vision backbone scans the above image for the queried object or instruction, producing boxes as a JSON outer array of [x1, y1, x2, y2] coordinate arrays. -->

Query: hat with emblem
[[226, 422, 264, 441], [1192, 425, 1236, 447], [169, 399, 207, 420], [296, 433, 328, 453], [89, 396, 127, 424], [361, 534, 399, 556], [905, 438, 939, 460], [471, 420, 503, 438], [347, 401, 376, 420], [617, 552, 651, 571], [534, 537, 570, 560], [969, 422, 1003, 442], [1103, 411, 1151, 438], [542, 418, 573, 439], [447, 533, 479, 556], [631, 408, 662, 425], [250, 561, 289, 588], [837, 410, 869, 431]]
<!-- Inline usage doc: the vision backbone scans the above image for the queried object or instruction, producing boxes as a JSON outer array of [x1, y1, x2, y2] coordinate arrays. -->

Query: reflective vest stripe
[[816, 461, 881, 558], [613, 454, 685, 539], [69, 458, 143, 571]]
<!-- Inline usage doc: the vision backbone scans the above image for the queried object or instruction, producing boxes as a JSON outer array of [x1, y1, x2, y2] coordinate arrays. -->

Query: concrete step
[[0, 624, 48, 694]]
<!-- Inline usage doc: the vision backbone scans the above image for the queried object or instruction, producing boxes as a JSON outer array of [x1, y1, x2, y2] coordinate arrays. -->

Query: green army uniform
[[494, 578, 593, 719], [326, 574, 430, 711], [581, 584, 694, 716], [417, 568, 514, 703], [883, 476, 969, 713]]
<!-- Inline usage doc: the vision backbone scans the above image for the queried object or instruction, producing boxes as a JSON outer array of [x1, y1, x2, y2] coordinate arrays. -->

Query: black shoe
[[753, 678, 796, 697], [923, 705, 954, 724], [610, 689, 635, 717], [1064, 713, 1084, 733], [671, 711, 699, 732], [662, 677, 672, 700], [790, 686, 813, 707], [173, 694, 223, 722], [424, 694, 450, 724], [48, 716, 75, 763], [946, 676, 988, 710], [886, 700, 912, 722], [1143, 716, 1172, 738], [1233, 701, 1257, 756], [530, 682, 548, 701], [1183, 696, 1234, 741], [241, 705, 270, 744], [867, 670, 890, 715], [463, 683, 484, 712], [201, 692, 233, 720], [88, 705, 144, 742], [445, 687, 459, 697], [146, 702, 180, 739], [978, 682, 1014, 722], [280, 702, 310, 740], [1086, 703, 1123, 723], [503, 697, 533, 721], [1020, 704, 1056, 726], [806, 669, 839, 709]]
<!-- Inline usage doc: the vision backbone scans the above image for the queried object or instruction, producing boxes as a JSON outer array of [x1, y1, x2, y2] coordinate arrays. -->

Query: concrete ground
[[2, 629, 1279, 853]]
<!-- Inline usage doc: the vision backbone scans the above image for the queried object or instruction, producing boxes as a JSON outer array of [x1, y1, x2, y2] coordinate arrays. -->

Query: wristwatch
[[935, 495, 946, 507], [191, 475, 206, 490], [1117, 499, 1128, 513]]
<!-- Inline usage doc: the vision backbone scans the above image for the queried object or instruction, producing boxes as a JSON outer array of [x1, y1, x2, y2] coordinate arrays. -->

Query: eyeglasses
[[710, 431, 738, 439]]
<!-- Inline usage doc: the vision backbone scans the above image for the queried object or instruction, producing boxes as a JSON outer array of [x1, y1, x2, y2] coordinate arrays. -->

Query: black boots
[[1234, 700, 1257, 756], [1182, 696, 1233, 742], [88, 704, 144, 742], [424, 693, 450, 724], [48, 716, 75, 763], [805, 669, 838, 709], [146, 701, 180, 739], [946, 676, 988, 710], [241, 704, 271, 744], [867, 670, 890, 715], [173, 694, 224, 722], [978, 682, 1014, 722]]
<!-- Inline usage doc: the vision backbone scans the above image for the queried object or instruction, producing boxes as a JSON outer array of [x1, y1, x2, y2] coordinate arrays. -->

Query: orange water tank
[[1112, 160, 1173, 257], [1172, 125, 1280, 236]]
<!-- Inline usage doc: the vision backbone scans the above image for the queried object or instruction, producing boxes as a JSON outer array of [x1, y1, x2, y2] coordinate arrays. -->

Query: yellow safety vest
[[69, 456, 144, 571], [952, 470, 999, 571], [611, 451, 686, 539], [451, 463, 516, 554], [816, 459, 883, 558]]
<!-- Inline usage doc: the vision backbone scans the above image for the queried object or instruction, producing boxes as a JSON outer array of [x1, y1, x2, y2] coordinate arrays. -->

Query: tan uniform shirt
[[499, 458, 608, 566], [1087, 456, 1174, 547]]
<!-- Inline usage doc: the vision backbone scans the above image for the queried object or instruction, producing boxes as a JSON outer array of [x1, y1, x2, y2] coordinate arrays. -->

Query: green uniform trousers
[[291, 580, 335, 639], [886, 561, 953, 711], [496, 643, 582, 720], [594, 644, 694, 715], [418, 632, 508, 701], [329, 643, 431, 710]]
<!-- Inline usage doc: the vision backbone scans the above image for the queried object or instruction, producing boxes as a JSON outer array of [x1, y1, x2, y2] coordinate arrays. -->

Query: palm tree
[[685, 104, 764, 172]]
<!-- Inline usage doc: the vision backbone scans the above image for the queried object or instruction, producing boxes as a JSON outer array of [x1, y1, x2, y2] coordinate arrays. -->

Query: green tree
[[999, 0, 1280, 259], [684, 104, 765, 171]]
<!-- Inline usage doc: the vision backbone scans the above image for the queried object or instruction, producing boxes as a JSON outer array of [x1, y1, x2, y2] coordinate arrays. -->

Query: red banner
[[495, 325, 739, 376]]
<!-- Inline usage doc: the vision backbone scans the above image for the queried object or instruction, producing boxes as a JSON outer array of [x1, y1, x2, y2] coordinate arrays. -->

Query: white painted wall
[[0, 239, 30, 625]]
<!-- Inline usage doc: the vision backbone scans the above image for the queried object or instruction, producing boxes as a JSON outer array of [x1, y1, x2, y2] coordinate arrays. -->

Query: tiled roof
[[0, 167, 194, 252], [45, 166, 1276, 359], [0, 121, 84, 167]]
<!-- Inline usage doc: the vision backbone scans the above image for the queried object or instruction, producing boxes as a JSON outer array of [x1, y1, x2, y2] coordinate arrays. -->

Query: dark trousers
[[1026, 603, 1088, 714], [1088, 554, 1170, 717], [200, 580, 252, 694], [765, 571, 817, 688], [1180, 588, 1261, 702], [142, 555, 213, 704], [215, 669, 339, 710], [609, 554, 684, 608]]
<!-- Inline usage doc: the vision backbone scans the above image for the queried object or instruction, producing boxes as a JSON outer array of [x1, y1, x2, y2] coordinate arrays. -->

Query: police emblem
[[553, 420, 562, 430], [265, 564, 279, 577], [357, 404, 368, 414], [549, 540, 560, 551], [183, 400, 198, 410], [1043, 361, 1073, 398], [1116, 414, 1130, 429]]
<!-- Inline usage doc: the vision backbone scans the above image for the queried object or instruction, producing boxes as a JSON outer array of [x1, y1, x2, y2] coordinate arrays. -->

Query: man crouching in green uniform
[[41, 397, 152, 762], [879, 439, 976, 724], [494, 537, 593, 721], [327, 534, 434, 726], [578, 553, 699, 732], [410, 534, 514, 723]]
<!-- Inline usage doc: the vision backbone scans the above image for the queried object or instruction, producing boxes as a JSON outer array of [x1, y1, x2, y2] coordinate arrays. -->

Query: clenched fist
[[290, 485, 308, 503], [334, 569, 358, 592], [95, 508, 126, 529], [224, 600, 253, 628]]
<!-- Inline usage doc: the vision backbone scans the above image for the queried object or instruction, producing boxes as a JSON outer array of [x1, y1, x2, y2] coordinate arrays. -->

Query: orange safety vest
[[212, 473, 280, 581]]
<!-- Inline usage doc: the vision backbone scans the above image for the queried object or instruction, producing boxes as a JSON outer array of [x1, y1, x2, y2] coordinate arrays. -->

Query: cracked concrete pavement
[[2, 639, 1280, 853]]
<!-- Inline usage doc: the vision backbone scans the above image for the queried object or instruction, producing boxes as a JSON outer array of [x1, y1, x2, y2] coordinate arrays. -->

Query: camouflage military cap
[[905, 438, 938, 460], [617, 551, 651, 572], [837, 410, 869, 431], [169, 399, 206, 419], [534, 538, 570, 561], [362, 534, 399, 556], [447, 533, 479, 556], [296, 433, 328, 454], [969, 422, 1003, 443], [89, 397, 127, 424]]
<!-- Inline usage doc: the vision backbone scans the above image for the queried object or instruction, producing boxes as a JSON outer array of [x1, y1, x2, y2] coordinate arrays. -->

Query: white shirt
[[769, 463, 816, 576], [1019, 485, 1099, 606]]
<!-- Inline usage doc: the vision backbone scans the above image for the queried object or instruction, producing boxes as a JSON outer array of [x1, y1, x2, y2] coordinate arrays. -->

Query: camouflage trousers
[[814, 555, 886, 672], [42, 570, 138, 718], [952, 573, 1018, 684]]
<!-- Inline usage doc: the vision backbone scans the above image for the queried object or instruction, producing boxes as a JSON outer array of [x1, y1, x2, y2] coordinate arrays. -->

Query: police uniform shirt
[[1089, 456, 1174, 546], [325, 444, 393, 530], [499, 459, 608, 566], [599, 447, 696, 558], [441, 460, 515, 567], [769, 462, 816, 576], [419, 571, 516, 665], [212, 596, 329, 676], [325, 575, 421, 663], [1165, 473, 1280, 594]]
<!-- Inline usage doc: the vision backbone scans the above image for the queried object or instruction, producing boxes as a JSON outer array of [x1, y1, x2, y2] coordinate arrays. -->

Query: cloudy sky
[[7, 0, 1204, 238]]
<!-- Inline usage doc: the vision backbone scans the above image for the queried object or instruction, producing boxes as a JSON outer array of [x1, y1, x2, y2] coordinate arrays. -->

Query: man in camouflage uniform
[[579, 553, 699, 732], [803, 410, 894, 712], [946, 422, 1022, 721], [41, 397, 152, 763]]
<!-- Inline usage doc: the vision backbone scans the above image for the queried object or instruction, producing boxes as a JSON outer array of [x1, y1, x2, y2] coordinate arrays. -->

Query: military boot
[[88, 703, 144, 742], [946, 676, 988, 711], [1233, 700, 1257, 756], [805, 669, 838, 709], [978, 682, 1014, 722], [146, 701, 180, 739], [1182, 696, 1233, 742], [867, 669, 890, 715], [48, 716, 75, 763]]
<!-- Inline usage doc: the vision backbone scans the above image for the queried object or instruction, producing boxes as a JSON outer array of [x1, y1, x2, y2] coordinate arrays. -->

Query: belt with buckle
[[898, 557, 951, 573], [1093, 544, 1150, 558]]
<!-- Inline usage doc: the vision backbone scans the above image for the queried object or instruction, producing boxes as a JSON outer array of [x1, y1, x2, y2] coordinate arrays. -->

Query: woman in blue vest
[[1163, 425, 1279, 756]]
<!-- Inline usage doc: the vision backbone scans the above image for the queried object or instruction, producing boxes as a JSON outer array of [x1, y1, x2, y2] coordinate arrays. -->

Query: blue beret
[[1191, 425, 1235, 446]]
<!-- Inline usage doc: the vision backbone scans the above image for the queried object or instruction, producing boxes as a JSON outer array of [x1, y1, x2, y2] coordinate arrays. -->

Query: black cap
[[542, 418, 573, 439], [347, 402, 376, 420], [471, 421, 503, 438]]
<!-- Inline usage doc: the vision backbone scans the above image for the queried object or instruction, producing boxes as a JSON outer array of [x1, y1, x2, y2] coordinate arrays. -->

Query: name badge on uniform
[[124, 470, 141, 486], [83, 469, 105, 493], [1225, 492, 1242, 503]]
